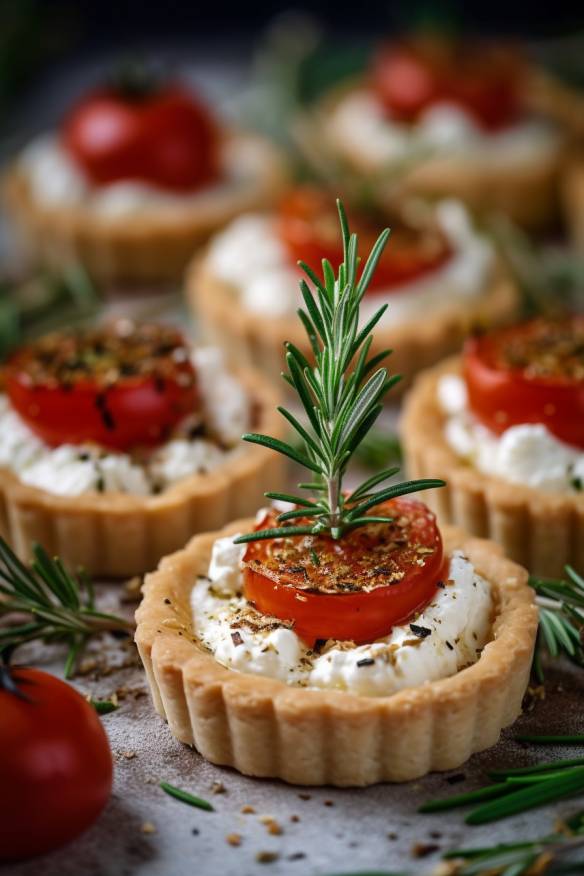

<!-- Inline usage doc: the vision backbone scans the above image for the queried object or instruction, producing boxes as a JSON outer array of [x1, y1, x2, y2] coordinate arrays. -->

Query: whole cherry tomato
[[0, 666, 113, 861], [243, 498, 446, 645], [463, 316, 584, 450], [5, 323, 199, 451], [277, 188, 452, 293], [372, 38, 524, 132], [63, 82, 219, 191]]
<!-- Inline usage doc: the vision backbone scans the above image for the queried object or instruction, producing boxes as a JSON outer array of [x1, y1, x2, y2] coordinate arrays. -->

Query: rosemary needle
[[418, 781, 512, 813], [90, 699, 118, 715], [466, 767, 584, 825], [490, 757, 584, 779], [159, 782, 214, 812]]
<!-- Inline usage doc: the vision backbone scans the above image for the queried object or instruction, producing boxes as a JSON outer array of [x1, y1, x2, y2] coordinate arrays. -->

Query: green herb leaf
[[159, 781, 214, 811], [91, 699, 119, 715]]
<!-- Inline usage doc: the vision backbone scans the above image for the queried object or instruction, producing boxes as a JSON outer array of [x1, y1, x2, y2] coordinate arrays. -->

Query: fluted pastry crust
[[135, 519, 537, 786], [0, 367, 284, 578], [188, 255, 518, 393], [306, 84, 563, 230], [401, 357, 584, 578], [4, 133, 287, 286]]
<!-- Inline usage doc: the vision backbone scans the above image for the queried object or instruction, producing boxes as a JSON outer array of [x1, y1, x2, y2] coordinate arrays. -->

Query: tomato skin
[[0, 668, 113, 861], [63, 84, 220, 191], [277, 188, 452, 293], [243, 499, 446, 646], [5, 325, 198, 451], [372, 40, 523, 132], [6, 371, 197, 451], [463, 319, 584, 449]]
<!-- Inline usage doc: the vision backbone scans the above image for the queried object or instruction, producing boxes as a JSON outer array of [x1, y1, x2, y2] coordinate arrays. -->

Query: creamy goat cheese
[[191, 535, 492, 696], [206, 200, 494, 326], [438, 373, 584, 493], [19, 134, 270, 217], [325, 90, 560, 170], [0, 348, 249, 497]]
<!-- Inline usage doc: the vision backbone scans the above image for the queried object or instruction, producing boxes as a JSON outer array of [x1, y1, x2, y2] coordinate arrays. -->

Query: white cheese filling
[[325, 90, 560, 170], [191, 535, 492, 697], [205, 200, 494, 325], [438, 373, 584, 494], [0, 348, 249, 497], [18, 134, 272, 218]]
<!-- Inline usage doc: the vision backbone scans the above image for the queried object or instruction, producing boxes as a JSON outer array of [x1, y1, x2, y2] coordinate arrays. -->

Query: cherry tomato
[[372, 39, 524, 132], [0, 666, 113, 861], [63, 83, 219, 191], [277, 188, 452, 293], [243, 498, 446, 646], [5, 323, 198, 451], [463, 316, 584, 449]]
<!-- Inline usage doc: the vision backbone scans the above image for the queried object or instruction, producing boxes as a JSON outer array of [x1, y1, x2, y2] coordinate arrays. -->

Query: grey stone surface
[[6, 613, 583, 876]]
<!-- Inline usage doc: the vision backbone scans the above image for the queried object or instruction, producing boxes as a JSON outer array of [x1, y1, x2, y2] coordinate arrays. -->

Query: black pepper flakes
[[409, 623, 432, 639], [356, 657, 375, 668]]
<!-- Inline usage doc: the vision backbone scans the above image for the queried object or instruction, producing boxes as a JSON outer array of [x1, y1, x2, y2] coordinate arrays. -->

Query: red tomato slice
[[242, 498, 446, 646], [277, 188, 452, 293], [371, 39, 524, 132], [463, 316, 584, 449], [63, 84, 219, 191], [5, 323, 198, 451], [0, 667, 112, 861]]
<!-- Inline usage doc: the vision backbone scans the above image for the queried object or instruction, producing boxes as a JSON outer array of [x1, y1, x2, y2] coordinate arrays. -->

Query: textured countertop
[[7, 596, 584, 876]]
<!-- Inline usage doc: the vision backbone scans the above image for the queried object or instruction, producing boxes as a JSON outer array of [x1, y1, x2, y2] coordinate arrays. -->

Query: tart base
[[188, 256, 518, 394], [401, 358, 584, 578], [3, 133, 287, 287], [308, 85, 563, 230], [135, 519, 537, 786], [562, 153, 584, 251], [0, 367, 285, 578]]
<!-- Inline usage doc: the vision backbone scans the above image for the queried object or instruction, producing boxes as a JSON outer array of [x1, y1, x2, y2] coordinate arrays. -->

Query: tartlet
[[0, 324, 284, 577], [188, 190, 518, 390], [402, 318, 584, 577], [4, 79, 286, 286], [304, 38, 563, 229], [138, 199, 538, 787], [135, 517, 536, 786]]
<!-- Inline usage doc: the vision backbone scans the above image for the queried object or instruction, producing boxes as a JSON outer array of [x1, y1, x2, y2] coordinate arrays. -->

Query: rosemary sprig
[[530, 566, 584, 682], [234, 200, 444, 544], [443, 808, 584, 876], [159, 782, 214, 812], [0, 536, 132, 677], [420, 762, 584, 825]]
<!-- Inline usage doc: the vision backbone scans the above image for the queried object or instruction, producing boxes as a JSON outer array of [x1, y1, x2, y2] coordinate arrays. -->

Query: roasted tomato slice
[[371, 38, 524, 132], [463, 316, 584, 449], [242, 498, 446, 646], [5, 323, 198, 451], [63, 83, 220, 191], [277, 188, 452, 293]]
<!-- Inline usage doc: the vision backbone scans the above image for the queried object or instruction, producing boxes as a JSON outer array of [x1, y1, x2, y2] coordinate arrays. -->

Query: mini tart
[[4, 132, 287, 286], [401, 357, 584, 578], [188, 254, 517, 393], [305, 83, 563, 231], [135, 518, 537, 787], [0, 366, 284, 578]]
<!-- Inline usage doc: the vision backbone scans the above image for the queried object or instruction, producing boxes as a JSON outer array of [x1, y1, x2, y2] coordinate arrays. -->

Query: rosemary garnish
[[234, 200, 443, 544], [530, 566, 584, 682], [159, 782, 214, 812], [90, 699, 119, 715], [0, 537, 132, 677], [420, 761, 584, 824]]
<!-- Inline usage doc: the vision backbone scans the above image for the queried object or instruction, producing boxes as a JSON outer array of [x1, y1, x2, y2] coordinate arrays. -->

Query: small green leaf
[[160, 781, 214, 811]]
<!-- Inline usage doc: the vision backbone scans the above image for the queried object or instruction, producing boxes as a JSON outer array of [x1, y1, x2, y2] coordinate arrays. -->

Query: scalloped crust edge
[[401, 357, 584, 578], [135, 519, 537, 786], [0, 366, 284, 578], [3, 132, 288, 286], [188, 255, 518, 394]]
